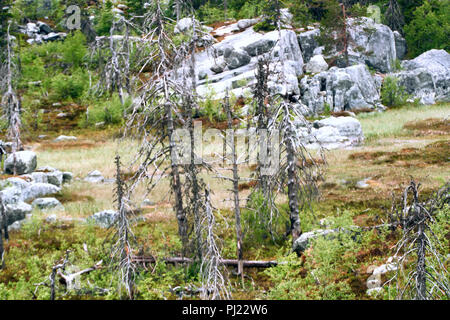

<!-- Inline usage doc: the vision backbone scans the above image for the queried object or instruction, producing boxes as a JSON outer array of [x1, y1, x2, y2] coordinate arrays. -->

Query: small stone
[[84, 170, 104, 183], [32, 197, 64, 211], [62, 172, 73, 184], [54, 135, 77, 142], [88, 210, 118, 228], [46, 214, 58, 223], [141, 199, 155, 207]]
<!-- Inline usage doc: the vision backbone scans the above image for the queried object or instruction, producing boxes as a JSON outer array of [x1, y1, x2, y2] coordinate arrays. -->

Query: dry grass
[[25, 103, 449, 227]]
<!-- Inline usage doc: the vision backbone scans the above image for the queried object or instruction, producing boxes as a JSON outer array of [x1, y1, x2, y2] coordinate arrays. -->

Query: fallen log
[[131, 256, 279, 268]]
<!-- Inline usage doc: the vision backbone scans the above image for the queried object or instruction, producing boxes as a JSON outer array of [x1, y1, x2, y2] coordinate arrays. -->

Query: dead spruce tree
[[388, 181, 449, 300], [385, 0, 405, 35], [109, 154, 136, 299], [1, 22, 23, 172], [245, 57, 283, 241], [179, 14, 214, 262], [34, 250, 103, 300], [127, 1, 192, 257], [0, 196, 6, 269], [199, 188, 231, 300], [91, 15, 139, 105], [270, 100, 324, 245], [221, 90, 244, 278]]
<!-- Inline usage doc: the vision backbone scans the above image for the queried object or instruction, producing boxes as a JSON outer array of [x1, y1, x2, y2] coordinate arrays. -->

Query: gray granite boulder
[[297, 29, 320, 63], [84, 170, 105, 183], [300, 64, 380, 114], [4, 151, 37, 175], [88, 210, 118, 228], [224, 48, 251, 70], [32, 197, 64, 210], [21, 183, 61, 202], [395, 49, 450, 105]]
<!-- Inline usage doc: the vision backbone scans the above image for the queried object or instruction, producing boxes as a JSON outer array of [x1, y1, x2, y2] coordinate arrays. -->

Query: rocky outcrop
[[224, 48, 251, 69], [394, 31, 407, 60], [4, 151, 37, 175], [298, 18, 398, 73], [345, 18, 397, 73], [21, 183, 61, 202], [395, 49, 450, 105], [305, 55, 328, 74], [297, 29, 320, 63], [300, 64, 381, 114], [19, 22, 67, 45], [195, 28, 304, 99], [0, 202, 33, 227], [297, 116, 364, 150]]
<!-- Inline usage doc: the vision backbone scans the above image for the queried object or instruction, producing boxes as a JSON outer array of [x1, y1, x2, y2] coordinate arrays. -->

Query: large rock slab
[[0, 202, 32, 227], [32, 197, 63, 211], [395, 49, 450, 105], [300, 64, 380, 114], [305, 55, 328, 74], [297, 29, 320, 63], [297, 116, 364, 150], [4, 151, 37, 175], [21, 183, 61, 202], [224, 48, 251, 70], [195, 28, 304, 99], [345, 17, 397, 73], [394, 31, 407, 60]]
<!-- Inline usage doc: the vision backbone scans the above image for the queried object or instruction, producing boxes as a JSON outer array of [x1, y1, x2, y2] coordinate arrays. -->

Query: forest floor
[[1, 102, 449, 300]]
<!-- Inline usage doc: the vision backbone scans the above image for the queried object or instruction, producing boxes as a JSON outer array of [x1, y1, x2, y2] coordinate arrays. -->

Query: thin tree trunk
[[284, 105, 301, 242], [165, 78, 188, 256], [133, 256, 278, 268], [224, 92, 244, 278], [416, 217, 427, 299]]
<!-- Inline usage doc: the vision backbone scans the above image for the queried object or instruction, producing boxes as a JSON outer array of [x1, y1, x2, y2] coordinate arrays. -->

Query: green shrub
[[381, 76, 409, 107], [236, 0, 264, 20], [253, 19, 277, 33], [243, 190, 288, 245], [198, 1, 227, 25], [287, 1, 312, 28], [264, 232, 360, 300], [52, 69, 88, 100], [84, 94, 130, 127], [60, 31, 88, 68], [94, 1, 114, 36]]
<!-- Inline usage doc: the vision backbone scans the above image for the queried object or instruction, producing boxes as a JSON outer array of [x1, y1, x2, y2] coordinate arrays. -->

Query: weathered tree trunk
[[283, 104, 301, 242], [133, 256, 279, 268], [165, 84, 188, 255], [340, 4, 349, 68], [416, 208, 427, 300], [223, 92, 244, 278]]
